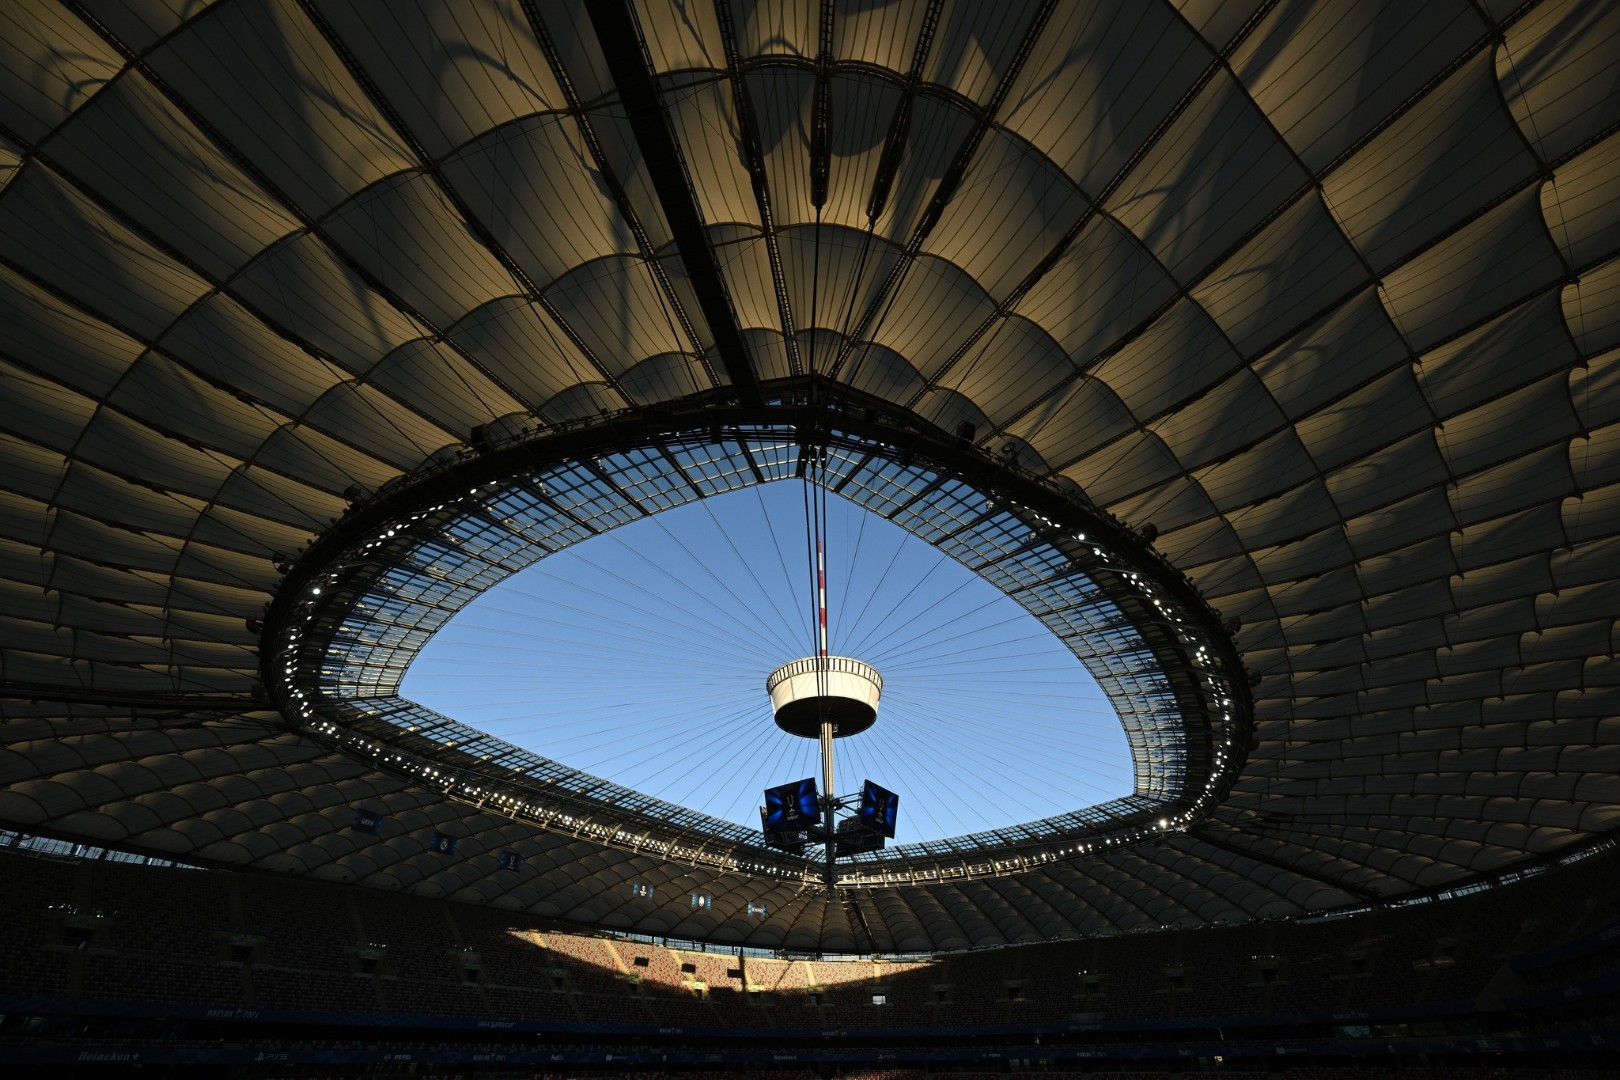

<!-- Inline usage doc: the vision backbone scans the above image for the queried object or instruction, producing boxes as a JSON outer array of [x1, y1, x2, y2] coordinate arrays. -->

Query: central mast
[[757, 340, 898, 890], [759, 437, 898, 892], [816, 533, 836, 891]]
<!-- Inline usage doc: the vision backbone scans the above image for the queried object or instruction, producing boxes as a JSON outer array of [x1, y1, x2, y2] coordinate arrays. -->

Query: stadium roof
[[0, 0, 1617, 953]]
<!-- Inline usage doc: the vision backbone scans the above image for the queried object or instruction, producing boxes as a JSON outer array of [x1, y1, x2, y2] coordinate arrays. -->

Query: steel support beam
[[586, 0, 762, 405]]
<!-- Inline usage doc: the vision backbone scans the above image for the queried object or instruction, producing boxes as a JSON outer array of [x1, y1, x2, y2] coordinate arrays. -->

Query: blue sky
[[402, 480, 1133, 845]]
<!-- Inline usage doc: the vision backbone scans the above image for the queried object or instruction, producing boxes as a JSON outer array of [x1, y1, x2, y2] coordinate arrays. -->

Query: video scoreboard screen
[[763, 777, 821, 831], [857, 780, 899, 838]]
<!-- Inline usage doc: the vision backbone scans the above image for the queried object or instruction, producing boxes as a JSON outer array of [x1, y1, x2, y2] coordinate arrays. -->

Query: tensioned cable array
[[402, 481, 1132, 841]]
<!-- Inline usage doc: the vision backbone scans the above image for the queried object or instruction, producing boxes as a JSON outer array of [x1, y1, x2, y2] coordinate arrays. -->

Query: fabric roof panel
[[73, 409, 235, 502], [1561, 480, 1620, 549], [542, 256, 691, 382], [1105, 70, 1307, 282], [158, 292, 355, 419], [249, 423, 408, 497], [1009, 378, 1136, 471], [108, 354, 282, 464], [1434, 372, 1580, 477], [1450, 444, 1577, 529], [777, 226, 903, 347], [579, 104, 674, 250], [1295, 367, 1432, 475], [1190, 194, 1368, 358], [1108, 474, 1224, 540], [46, 74, 299, 280], [712, 230, 783, 335], [44, 513, 180, 580], [143, 0, 417, 219], [231, 233, 432, 378], [169, 548, 280, 606], [0, 165, 213, 342], [187, 502, 310, 563], [1154, 513, 1244, 570], [1565, 261, 1620, 362], [636, 0, 725, 74], [620, 350, 718, 404], [320, 171, 521, 331], [928, 317, 1073, 430], [663, 77, 759, 230], [1003, 0, 1205, 199], [741, 66, 815, 228], [1322, 53, 1535, 275], [731, 0, 816, 60], [815, 72, 909, 229], [1450, 552, 1553, 613], [859, 256, 998, 385], [0, 2, 124, 145], [447, 297, 616, 413], [873, 91, 985, 244], [1452, 503, 1567, 575], [1378, 189, 1566, 354], [1153, 367, 1289, 472], [365, 339, 529, 436], [290, 373, 447, 466], [1244, 517, 1353, 586], [73, 0, 222, 53], [1498, 0, 1620, 164], [0, 434, 68, 505], [1195, 429, 1323, 520], [1168, 0, 1270, 51], [1520, 619, 1614, 666], [1061, 430, 1184, 508], [314, 0, 565, 159], [1343, 488, 1456, 563], [1250, 289, 1409, 421], [1574, 422, 1620, 491], [51, 467, 207, 545], [441, 116, 634, 288], [830, 0, 933, 73], [922, 130, 1091, 302], [1093, 300, 1238, 425], [1232, 0, 1485, 174], [210, 467, 341, 533], [0, 491, 50, 550], [1543, 134, 1620, 268], [1016, 215, 1180, 368], [0, 133, 18, 196], [1263, 565, 1364, 619], [920, 0, 1049, 109], [0, 362, 101, 455], [1417, 293, 1577, 422]]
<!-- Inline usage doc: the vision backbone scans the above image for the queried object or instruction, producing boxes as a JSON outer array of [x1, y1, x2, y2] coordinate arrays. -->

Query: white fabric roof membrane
[[1, 0, 1618, 953]]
